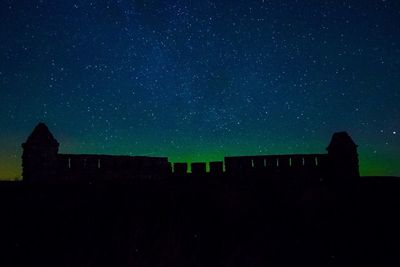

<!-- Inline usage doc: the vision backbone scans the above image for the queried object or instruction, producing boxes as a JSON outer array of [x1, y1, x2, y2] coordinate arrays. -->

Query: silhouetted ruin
[[22, 123, 359, 182], [2, 123, 398, 267]]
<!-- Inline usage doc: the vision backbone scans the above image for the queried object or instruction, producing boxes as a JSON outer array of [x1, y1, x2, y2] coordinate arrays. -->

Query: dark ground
[[0, 176, 399, 267]]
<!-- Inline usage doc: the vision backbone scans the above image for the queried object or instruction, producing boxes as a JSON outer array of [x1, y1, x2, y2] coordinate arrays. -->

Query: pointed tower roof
[[327, 131, 357, 151], [23, 122, 59, 146]]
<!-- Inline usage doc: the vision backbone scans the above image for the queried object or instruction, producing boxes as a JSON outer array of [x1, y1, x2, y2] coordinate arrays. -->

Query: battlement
[[21, 123, 359, 182], [224, 154, 328, 179], [56, 154, 170, 181]]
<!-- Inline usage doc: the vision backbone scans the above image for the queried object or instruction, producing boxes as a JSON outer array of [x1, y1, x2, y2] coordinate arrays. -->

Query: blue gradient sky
[[1, 0, 399, 179]]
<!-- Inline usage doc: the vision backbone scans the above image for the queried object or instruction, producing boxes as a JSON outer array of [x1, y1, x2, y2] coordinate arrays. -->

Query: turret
[[22, 123, 59, 182], [326, 131, 359, 179]]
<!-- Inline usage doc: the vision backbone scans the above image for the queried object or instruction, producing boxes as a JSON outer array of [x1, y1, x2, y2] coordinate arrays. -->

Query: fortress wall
[[173, 163, 188, 175], [316, 154, 329, 168], [135, 156, 170, 177], [209, 161, 223, 174], [253, 155, 269, 169], [57, 153, 329, 180], [224, 156, 252, 174], [57, 154, 70, 172], [191, 163, 207, 175], [290, 155, 303, 168], [56, 154, 170, 180], [224, 154, 328, 177], [279, 155, 290, 169], [263, 156, 279, 169], [22, 124, 359, 181], [303, 155, 316, 168]]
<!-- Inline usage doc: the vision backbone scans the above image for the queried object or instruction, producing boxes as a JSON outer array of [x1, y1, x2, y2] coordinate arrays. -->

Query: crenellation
[[173, 163, 188, 176], [209, 161, 223, 174], [21, 123, 360, 182], [290, 155, 303, 168], [191, 162, 207, 175]]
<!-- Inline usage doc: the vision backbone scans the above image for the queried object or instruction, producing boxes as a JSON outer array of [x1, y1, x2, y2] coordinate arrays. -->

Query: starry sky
[[1, 0, 399, 179]]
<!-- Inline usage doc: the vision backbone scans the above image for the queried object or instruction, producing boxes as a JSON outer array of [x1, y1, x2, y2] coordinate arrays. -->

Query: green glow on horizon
[[1, 2, 399, 179], [0, 127, 397, 180], [1, 146, 398, 180]]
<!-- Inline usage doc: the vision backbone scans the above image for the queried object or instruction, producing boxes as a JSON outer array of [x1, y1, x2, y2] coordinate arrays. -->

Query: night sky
[[1, 0, 399, 179]]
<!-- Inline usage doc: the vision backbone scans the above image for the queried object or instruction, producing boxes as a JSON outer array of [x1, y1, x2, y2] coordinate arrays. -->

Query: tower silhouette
[[22, 123, 59, 182], [327, 131, 359, 179]]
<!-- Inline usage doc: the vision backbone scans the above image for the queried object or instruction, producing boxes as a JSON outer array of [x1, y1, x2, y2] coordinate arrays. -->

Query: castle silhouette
[[22, 123, 359, 182], [8, 124, 399, 267]]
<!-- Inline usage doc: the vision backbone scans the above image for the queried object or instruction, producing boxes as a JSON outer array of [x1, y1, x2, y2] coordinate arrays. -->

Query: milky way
[[0, 0, 399, 179]]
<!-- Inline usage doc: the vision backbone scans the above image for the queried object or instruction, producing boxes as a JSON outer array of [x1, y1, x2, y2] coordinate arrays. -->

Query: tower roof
[[23, 122, 59, 146], [327, 131, 357, 151]]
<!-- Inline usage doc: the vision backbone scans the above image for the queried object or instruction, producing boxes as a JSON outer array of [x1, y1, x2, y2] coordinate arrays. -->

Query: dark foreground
[[1, 176, 399, 267]]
